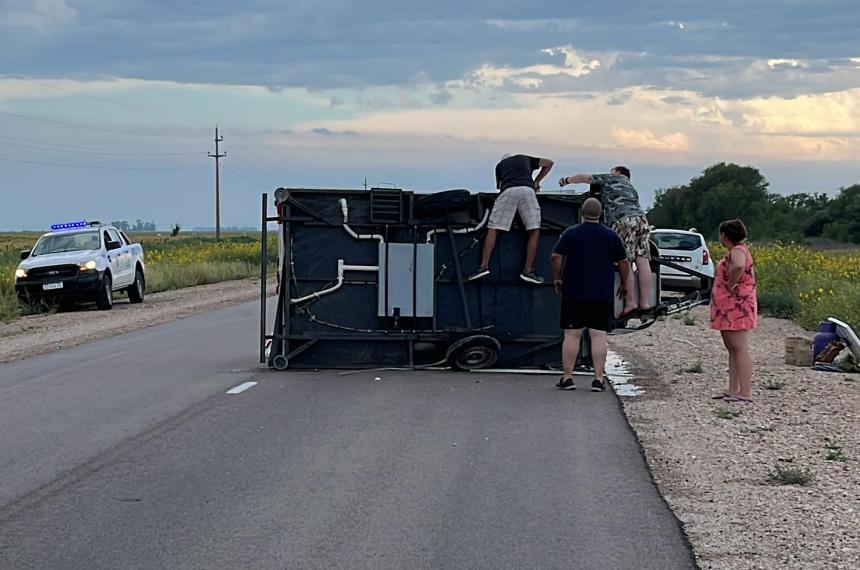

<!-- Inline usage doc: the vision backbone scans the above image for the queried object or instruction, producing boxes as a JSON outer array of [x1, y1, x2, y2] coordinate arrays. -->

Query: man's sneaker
[[591, 378, 607, 392], [468, 266, 490, 281], [520, 271, 544, 284], [556, 377, 576, 390]]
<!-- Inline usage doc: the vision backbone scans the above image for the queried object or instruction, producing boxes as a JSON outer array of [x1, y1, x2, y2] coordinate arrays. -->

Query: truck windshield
[[654, 233, 701, 251], [32, 231, 101, 256]]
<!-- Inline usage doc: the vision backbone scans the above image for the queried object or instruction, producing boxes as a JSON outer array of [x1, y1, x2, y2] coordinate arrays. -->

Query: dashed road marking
[[226, 381, 258, 395]]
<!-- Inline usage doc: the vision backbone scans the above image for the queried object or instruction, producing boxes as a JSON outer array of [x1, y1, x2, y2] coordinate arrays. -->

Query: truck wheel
[[96, 274, 113, 310], [127, 269, 145, 303], [447, 335, 501, 370]]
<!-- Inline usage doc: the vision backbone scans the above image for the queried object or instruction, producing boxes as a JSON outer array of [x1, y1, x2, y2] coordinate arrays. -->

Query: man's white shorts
[[487, 186, 542, 231]]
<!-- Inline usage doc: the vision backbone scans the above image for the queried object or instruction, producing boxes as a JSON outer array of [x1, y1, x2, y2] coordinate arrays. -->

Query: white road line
[[226, 381, 258, 395]]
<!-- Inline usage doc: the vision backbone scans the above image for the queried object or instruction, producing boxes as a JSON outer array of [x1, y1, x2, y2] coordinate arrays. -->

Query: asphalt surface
[[0, 300, 696, 570]]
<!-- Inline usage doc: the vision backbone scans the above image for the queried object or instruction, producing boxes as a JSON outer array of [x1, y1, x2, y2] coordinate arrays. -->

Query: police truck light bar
[[51, 221, 88, 231]]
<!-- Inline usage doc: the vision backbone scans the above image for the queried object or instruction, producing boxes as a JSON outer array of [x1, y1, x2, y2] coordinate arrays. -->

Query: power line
[[220, 160, 275, 187], [221, 164, 275, 188], [0, 110, 203, 139], [222, 146, 282, 186], [0, 156, 208, 170], [224, 136, 287, 184], [0, 140, 202, 157], [2, 74, 199, 127]]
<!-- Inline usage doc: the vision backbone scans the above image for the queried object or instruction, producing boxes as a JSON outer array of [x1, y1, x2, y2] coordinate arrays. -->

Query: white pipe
[[338, 198, 383, 243], [290, 259, 378, 305], [426, 210, 490, 243]]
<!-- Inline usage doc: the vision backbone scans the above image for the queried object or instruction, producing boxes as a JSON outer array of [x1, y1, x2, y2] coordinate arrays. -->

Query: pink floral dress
[[710, 243, 757, 331]]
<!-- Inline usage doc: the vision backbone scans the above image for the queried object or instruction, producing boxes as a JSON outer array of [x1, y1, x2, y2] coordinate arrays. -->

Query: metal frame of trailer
[[259, 187, 713, 370]]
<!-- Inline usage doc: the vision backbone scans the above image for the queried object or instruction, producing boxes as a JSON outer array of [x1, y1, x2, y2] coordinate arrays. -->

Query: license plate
[[43, 282, 63, 291]]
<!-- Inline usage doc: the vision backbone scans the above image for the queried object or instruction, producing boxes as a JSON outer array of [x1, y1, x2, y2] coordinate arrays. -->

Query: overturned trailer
[[260, 187, 710, 370]]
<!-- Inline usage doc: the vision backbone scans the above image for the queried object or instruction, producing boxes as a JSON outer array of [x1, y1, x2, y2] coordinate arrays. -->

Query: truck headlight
[[78, 260, 97, 271], [15, 268, 27, 279]]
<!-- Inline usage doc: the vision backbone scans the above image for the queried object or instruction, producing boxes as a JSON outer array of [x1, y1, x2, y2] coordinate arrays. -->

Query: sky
[[1, 0, 859, 230]]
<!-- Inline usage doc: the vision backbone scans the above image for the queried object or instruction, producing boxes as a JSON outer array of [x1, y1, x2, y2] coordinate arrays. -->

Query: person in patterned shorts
[[558, 166, 652, 317]]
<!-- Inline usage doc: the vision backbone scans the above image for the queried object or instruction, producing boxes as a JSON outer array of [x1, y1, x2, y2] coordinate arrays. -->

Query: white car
[[651, 228, 714, 292], [15, 220, 145, 310]]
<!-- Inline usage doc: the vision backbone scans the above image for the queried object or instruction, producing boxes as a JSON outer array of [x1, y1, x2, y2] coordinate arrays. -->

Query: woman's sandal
[[722, 395, 753, 403], [711, 392, 731, 400]]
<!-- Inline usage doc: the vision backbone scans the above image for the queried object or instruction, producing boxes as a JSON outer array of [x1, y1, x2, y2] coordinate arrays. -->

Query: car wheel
[[96, 273, 113, 310], [127, 269, 145, 303]]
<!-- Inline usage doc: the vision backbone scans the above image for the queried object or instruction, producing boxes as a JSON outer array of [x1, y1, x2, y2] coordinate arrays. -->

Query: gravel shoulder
[[0, 278, 274, 364], [610, 306, 859, 570]]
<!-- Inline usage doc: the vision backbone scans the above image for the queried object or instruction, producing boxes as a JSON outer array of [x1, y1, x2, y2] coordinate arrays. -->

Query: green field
[[4, 230, 858, 331], [1, 231, 276, 322]]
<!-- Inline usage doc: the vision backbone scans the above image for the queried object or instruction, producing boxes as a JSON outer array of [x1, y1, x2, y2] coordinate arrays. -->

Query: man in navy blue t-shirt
[[550, 197, 633, 391]]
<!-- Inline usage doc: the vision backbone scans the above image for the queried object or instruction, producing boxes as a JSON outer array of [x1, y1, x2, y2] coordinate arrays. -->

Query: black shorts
[[560, 298, 613, 331]]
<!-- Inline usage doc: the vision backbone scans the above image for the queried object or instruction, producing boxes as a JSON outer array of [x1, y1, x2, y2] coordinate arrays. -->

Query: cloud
[[1, 0, 77, 33], [329, 96, 344, 108], [310, 127, 358, 136], [767, 58, 806, 69], [607, 92, 632, 106], [430, 89, 453, 105], [611, 127, 690, 151]]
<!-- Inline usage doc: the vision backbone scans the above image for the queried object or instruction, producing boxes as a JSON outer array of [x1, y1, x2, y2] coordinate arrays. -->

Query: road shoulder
[[611, 307, 859, 570], [0, 277, 274, 364]]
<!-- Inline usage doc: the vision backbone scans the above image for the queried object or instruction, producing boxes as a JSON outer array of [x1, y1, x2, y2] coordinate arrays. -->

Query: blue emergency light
[[51, 220, 89, 231]]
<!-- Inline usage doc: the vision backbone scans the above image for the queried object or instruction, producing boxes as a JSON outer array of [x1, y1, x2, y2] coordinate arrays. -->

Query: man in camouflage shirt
[[558, 166, 653, 316]]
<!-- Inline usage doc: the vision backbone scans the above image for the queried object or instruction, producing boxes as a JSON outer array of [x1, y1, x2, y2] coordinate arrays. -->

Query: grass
[[681, 361, 703, 374], [682, 313, 697, 326], [764, 378, 787, 390], [767, 465, 815, 486], [713, 405, 743, 420], [0, 231, 276, 322], [824, 439, 847, 462]]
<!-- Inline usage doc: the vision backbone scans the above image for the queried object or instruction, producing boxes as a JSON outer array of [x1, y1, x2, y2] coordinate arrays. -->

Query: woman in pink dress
[[710, 219, 757, 402]]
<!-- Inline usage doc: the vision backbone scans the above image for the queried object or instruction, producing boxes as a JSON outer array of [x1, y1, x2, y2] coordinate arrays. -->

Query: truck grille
[[27, 264, 79, 280]]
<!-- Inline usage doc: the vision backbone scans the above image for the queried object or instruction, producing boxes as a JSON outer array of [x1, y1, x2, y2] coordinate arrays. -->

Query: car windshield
[[32, 231, 101, 256], [654, 233, 702, 251]]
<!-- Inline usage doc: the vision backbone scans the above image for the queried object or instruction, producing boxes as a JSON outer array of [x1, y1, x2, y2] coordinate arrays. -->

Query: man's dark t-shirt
[[495, 154, 540, 192], [553, 223, 627, 302]]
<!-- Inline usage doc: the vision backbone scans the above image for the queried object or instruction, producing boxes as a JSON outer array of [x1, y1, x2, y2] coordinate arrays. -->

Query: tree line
[[110, 219, 157, 232], [647, 162, 860, 243]]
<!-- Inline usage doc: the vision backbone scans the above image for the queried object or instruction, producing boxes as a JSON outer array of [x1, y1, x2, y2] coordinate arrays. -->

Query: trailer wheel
[[447, 335, 500, 370]]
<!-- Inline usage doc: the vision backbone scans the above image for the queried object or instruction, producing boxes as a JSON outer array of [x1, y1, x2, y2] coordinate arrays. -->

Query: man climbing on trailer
[[558, 166, 651, 318], [551, 197, 633, 391], [468, 153, 554, 284]]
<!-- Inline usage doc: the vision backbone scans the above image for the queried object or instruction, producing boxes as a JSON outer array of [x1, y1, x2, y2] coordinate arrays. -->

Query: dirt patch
[[610, 306, 859, 570], [0, 278, 275, 364]]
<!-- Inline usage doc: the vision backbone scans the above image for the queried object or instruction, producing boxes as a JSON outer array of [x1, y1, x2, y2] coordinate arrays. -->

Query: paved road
[[0, 301, 696, 569]]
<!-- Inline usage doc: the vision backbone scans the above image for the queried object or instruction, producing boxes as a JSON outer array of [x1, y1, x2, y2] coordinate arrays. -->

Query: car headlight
[[15, 268, 27, 279], [78, 260, 97, 271]]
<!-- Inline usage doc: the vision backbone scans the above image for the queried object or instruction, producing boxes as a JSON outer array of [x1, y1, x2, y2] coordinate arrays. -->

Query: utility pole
[[208, 126, 226, 239]]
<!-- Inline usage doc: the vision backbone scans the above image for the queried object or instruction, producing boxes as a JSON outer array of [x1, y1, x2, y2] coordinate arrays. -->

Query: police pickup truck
[[15, 220, 146, 310]]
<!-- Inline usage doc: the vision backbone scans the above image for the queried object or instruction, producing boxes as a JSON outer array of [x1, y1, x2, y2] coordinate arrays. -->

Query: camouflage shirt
[[590, 173, 645, 226]]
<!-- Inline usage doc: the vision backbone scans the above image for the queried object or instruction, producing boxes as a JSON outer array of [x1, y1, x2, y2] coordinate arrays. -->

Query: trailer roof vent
[[369, 188, 404, 224]]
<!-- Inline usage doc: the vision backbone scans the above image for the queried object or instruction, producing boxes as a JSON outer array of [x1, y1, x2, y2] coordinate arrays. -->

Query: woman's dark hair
[[612, 165, 631, 178], [719, 219, 748, 244]]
